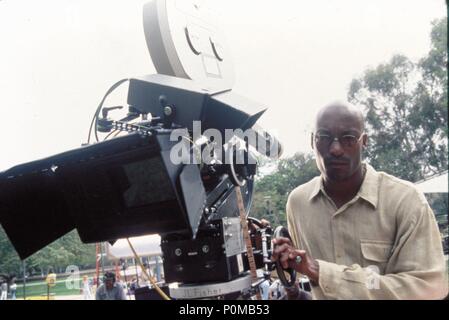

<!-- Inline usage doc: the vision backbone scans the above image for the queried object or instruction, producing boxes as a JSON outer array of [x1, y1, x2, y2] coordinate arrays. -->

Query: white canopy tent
[[415, 171, 448, 194], [106, 234, 164, 280], [106, 234, 162, 260]]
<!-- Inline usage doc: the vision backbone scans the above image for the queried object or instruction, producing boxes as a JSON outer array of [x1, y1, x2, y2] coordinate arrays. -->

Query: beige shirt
[[286, 163, 448, 299]]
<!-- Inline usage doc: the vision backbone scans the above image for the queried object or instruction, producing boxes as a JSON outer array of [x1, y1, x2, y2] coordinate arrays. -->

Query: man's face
[[105, 278, 114, 290], [313, 108, 366, 182]]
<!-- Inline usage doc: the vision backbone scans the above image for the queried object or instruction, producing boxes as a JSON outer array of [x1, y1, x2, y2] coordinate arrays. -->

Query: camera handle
[[273, 226, 297, 288]]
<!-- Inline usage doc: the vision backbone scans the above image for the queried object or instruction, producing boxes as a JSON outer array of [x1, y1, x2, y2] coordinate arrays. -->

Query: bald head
[[315, 102, 365, 132]]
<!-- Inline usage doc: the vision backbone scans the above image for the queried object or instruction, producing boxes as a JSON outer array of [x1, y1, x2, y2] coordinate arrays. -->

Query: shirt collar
[[308, 176, 322, 201], [357, 163, 379, 208], [308, 163, 379, 209]]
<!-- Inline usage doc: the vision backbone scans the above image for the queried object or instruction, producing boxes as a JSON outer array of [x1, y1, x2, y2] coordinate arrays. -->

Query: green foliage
[[0, 227, 95, 277], [0, 227, 22, 275], [348, 18, 448, 182], [252, 153, 319, 226]]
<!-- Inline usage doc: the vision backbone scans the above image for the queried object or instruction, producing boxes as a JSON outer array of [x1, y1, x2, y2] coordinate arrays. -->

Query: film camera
[[0, 0, 297, 299]]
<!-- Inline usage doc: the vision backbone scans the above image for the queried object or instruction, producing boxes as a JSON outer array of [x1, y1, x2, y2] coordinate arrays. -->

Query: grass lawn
[[15, 278, 83, 299]]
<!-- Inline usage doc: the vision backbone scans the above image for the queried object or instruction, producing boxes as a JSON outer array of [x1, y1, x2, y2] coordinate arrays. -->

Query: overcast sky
[[0, 0, 446, 171]]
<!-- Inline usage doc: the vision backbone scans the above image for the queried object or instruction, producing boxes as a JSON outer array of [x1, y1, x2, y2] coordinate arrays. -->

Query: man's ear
[[362, 134, 368, 149]]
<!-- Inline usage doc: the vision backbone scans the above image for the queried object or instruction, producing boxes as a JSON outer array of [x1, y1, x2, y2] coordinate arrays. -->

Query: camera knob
[[164, 106, 173, 116]]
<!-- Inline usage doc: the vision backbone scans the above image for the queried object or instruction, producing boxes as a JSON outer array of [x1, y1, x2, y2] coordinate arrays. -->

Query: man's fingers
[[288, 249, 306, 260], [272, 237, 293, 262], [271, 243, 291, 261], [279, 251, 292, 269], [272, 238, 304, 270], [272, 236, 292, 246]]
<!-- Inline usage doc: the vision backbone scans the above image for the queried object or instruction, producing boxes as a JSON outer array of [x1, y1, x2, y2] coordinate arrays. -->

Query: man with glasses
[[272, 102, 448, 299]]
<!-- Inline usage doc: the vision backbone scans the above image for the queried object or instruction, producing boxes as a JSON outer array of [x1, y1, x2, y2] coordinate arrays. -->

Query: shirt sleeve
[[316, 201, 448, 300], [95, 287, 102, 300], [118, 285, 127, 300]]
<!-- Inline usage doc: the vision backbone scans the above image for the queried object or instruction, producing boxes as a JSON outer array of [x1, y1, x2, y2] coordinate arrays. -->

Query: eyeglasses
[[313, 132, 364, 149]]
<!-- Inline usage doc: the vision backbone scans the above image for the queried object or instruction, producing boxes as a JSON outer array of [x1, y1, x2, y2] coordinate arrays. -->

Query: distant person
[[95, 272, 126, 300], [268, 279, 285, 300], [82, 275, 93, 300], [259, 279, 270, 300], [9, 281, 17, 300], [129, 278, 138, 295], [0, 281, 7, 300]]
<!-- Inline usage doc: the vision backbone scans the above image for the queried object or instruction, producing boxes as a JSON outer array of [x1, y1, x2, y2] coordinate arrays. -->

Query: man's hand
[[272, 237, 320, 284]]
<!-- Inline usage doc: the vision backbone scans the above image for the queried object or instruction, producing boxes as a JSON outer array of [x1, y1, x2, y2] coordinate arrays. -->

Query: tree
[[0, 226, 22, 275], [348, 18, 447, 182], [252, 153, 319, 226], [0, 227, 95, 276]]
